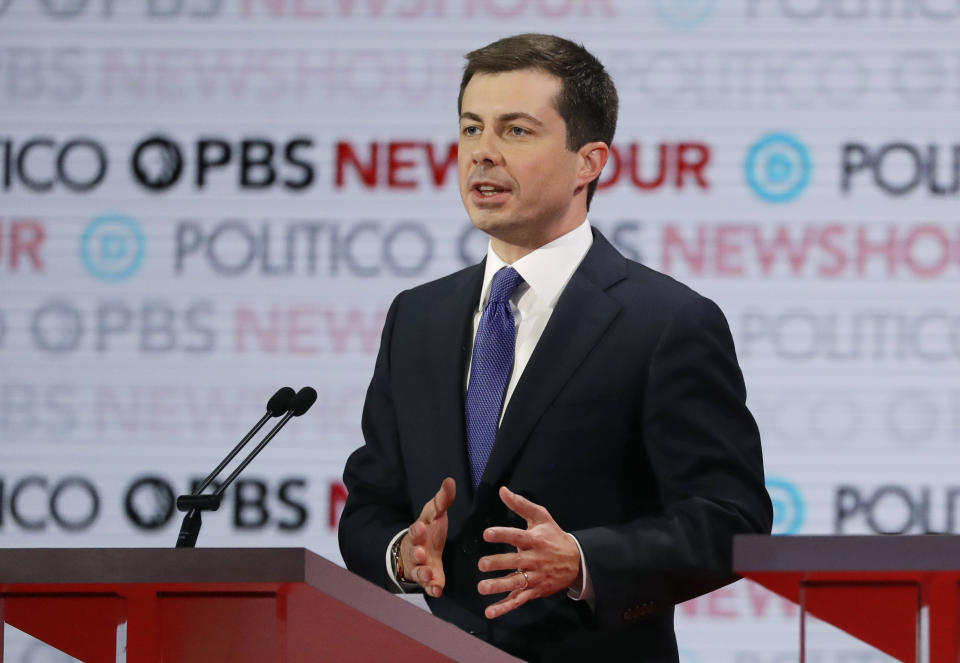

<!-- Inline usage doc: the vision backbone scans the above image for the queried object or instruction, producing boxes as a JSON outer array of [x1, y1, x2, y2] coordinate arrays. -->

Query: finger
[[499, 486, 548, 525], [477, 571, 532, 596], [407, 521, 427, 545], [477, 552, 528, 573], [483, 526, 533, 549], [414, 565, 433, 585], [422, 568, 445, 598], [412, 545, 427, 565], [485, 588, 534, 619], [437, 476, 456, 511], [422, 477, 456, 522]]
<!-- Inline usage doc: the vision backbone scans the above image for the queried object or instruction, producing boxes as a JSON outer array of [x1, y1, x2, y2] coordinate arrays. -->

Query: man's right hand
[[400, 477, 455, 598]]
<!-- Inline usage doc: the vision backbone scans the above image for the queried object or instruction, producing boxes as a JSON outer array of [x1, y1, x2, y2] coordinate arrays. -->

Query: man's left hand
[[477, 486, 582, 619]]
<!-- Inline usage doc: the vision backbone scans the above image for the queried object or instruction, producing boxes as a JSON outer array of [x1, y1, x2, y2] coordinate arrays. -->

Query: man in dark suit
[[339, 33, 772, 662]]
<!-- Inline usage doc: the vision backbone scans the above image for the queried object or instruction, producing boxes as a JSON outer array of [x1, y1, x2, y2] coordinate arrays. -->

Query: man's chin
[[469, 218, 528, 249], [470, 216, 535, 253], [467, 209, 510, 233]]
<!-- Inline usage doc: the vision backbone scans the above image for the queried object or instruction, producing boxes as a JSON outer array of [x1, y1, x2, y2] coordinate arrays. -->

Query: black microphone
[[174, 386, 298, 548], [211, 386, 317, 498]]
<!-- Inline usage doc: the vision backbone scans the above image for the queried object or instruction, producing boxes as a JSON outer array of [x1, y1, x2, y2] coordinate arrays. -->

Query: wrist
[[391, 534, 411, 583]]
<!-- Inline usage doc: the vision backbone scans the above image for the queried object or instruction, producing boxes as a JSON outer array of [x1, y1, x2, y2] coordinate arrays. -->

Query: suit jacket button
[[622, 604, 649, 622], [622, 602, 657, 622]]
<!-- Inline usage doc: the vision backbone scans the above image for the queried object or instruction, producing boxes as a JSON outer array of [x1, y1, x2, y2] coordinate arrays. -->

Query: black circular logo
[[125, 476, 176, 529], [31, 299, 83, 354], [131, 136, 183, 191]]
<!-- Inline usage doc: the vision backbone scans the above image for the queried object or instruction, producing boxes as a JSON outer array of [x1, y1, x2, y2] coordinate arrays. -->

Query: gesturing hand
[[477, 486, 582, 619], [401, 477, 456, 598]]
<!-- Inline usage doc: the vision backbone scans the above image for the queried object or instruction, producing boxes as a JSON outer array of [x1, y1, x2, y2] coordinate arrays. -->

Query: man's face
[[458, 69, 584, 250]]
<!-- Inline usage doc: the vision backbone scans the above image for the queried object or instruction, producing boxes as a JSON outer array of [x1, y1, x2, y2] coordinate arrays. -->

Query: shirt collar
[[477, 218, 594, 311]]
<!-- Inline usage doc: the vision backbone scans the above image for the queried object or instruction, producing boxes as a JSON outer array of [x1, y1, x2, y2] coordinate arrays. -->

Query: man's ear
[[576, 142, 610, 187]]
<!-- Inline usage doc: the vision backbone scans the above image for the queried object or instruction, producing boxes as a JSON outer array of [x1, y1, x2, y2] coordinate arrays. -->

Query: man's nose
[[471, 133, 503, 166]]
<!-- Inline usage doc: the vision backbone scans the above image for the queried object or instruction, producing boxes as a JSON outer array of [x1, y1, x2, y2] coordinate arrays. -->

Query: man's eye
[[510, 127, 529, 136], [463, 126, 481, 136]]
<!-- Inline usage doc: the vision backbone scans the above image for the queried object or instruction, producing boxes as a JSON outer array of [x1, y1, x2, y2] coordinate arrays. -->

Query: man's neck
[[489, 238, 536, 265], [488, 216, 588, 264]]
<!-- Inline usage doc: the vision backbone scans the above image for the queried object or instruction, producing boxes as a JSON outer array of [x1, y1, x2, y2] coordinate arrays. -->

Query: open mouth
[[472, 182, 512, 202], [476, 184, 509, 197]]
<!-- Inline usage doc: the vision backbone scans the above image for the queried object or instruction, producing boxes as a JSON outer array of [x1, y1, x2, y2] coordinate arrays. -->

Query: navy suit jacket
[[339, 229, 772, 662]]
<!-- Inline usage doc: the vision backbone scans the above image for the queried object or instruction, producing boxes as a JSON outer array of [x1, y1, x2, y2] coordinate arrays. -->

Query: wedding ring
[[515, 569, 529, 589]]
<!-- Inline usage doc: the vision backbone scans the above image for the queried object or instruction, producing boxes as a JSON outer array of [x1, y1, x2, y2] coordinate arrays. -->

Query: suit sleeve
[[572, 294, 773, 629], [338, 292, 416, 592]]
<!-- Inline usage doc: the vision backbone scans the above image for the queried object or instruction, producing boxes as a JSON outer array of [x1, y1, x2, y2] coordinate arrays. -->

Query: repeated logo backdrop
[[2, 1, 958, 660]]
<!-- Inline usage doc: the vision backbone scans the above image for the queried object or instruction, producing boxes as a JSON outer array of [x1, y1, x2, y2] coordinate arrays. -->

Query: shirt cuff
[[385, 528, 418, 593], [566, 533, 595, 610]]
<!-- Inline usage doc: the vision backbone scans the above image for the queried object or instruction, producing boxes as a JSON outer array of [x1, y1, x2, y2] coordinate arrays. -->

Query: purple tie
[[465, 267, 524, 491]]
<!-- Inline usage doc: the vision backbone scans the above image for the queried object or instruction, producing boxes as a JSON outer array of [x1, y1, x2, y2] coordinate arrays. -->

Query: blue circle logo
[[80, 214, 146, 281], [766, 477, 805, 535], [654, 0, 716, 29], [745, 132, 812, 203]]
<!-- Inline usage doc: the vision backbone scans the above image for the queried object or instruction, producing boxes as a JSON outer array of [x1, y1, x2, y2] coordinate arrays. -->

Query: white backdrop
[[2, 1, 959, 661]]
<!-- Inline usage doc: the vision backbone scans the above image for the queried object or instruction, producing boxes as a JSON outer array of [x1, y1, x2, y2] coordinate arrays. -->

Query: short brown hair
[[458, 33, 618, 208]]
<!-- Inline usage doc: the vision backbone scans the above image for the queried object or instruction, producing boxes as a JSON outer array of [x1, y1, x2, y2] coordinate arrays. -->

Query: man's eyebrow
[[459, 111, 545, 126], [499, 112, 544, 126]]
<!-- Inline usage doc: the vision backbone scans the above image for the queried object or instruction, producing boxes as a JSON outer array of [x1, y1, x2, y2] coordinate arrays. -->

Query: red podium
[[0, 548, 521, 663], [735, 535, 960, 663]]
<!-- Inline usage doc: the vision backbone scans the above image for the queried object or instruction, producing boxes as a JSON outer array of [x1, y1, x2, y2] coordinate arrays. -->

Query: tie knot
[[488, 267, 524, 305]]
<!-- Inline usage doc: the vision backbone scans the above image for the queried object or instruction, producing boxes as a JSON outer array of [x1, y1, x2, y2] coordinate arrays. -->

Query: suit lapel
[[422, 261, 484, 536], [478, 231, 627, 496]]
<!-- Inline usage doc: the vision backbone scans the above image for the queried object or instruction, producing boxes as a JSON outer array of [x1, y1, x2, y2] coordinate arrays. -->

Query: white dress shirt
[[469, 217, 592, 419], [388, 218, 595, 605]]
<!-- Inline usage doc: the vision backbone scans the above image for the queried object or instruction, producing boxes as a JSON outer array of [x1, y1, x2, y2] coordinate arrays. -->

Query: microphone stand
[[174, 410, 274, 548], [174, 387, 315, 548]]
